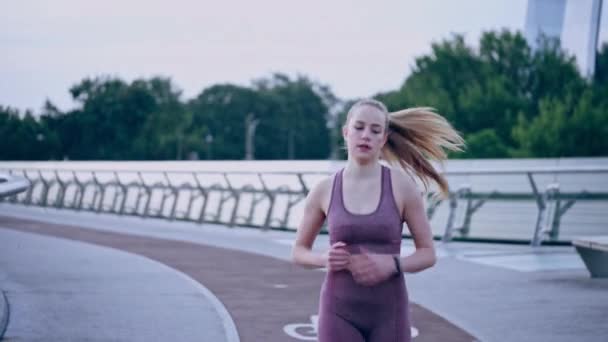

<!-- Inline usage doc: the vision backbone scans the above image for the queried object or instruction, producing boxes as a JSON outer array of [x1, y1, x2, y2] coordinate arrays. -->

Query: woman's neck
[[344, 159, 382, 179]]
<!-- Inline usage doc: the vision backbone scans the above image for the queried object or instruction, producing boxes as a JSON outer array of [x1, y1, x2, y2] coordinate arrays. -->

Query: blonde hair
[[346, 99, 465, 197]]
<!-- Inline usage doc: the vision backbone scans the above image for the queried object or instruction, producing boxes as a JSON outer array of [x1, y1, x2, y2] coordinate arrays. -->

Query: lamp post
[[205, 133, 213, 160], [245, 113, 259, 160]]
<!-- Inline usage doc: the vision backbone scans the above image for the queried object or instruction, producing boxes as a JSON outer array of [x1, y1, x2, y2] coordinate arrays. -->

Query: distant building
[[525, 0, 603, 78], [525, 0, 567, 49]]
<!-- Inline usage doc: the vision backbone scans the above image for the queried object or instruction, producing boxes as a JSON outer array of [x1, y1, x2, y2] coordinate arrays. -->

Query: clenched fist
[[324, 241, 351, 272], [348, 252, 398, 287]]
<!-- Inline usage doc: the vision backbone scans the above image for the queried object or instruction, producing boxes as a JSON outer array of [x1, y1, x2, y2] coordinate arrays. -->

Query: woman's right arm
[[291, 179, 330, 269]]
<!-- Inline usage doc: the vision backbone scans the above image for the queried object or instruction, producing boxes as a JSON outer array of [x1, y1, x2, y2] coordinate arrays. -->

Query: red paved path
[[0, 216, 476, 341]]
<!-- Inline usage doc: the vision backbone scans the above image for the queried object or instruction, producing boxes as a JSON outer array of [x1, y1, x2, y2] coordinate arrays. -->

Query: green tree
[[3, 29, 605, 160], [595, 43, 608, 87], [131, 78, 189, 160], [381, 30, 590, 158], [189, 84, 267, 160], [512, 96, 573, 157], [0, 106, 57, 160], [528, 37, 585, 109], [513, 92, 608, 158], [462, 129, 508, 158], [64, 77, 154, 159], [253, 73, 332, 160], [53, 76, 185, 160]]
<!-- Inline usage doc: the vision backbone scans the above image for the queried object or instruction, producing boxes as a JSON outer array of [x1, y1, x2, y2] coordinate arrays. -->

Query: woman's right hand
[[324, 241, 350, 272]]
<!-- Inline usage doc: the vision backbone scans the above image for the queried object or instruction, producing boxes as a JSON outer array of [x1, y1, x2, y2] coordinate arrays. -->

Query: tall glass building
[[525, 0, 603, 78], [525, 0, 567, 49]]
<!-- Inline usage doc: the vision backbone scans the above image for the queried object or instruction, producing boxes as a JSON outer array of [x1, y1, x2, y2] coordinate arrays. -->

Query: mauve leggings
[[317, 269, 411, 342]]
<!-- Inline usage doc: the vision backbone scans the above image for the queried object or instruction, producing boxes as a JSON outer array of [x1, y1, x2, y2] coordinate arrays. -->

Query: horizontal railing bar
[[3, 166, 608, 176]]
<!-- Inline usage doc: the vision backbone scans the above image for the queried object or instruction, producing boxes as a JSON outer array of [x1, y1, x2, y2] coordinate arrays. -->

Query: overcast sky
[[1, 0, 607, 113]]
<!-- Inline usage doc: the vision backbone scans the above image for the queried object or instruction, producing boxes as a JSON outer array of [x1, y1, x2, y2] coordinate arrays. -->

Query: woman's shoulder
[[307, 173, 336, 200], [307, 172, 339, 213], [387, 166, 421, 198], [311, 175, 333, 193]]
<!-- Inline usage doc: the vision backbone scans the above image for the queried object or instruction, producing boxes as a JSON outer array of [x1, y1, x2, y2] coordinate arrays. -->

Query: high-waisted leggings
[[318, 271, 410, 342]]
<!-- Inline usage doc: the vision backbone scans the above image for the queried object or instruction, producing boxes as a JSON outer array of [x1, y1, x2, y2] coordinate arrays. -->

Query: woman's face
[[343, 106, 388, 163]]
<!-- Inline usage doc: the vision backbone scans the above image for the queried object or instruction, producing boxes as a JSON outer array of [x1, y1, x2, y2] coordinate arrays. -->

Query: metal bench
[[0, 172, 30, 199], [572, 236, 608, 278]]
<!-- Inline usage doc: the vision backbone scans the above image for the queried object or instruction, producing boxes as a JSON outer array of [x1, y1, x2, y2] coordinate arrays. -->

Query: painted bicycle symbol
[[283, 315, 419, 340], [283, 315, 319, 340]]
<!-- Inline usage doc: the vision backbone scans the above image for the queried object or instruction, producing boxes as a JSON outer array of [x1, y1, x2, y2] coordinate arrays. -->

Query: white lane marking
[[456, 253, 585, 272]]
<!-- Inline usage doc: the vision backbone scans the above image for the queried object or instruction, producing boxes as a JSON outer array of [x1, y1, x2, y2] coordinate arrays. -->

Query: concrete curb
[[90, 245, 241, 342], [0, 290, 9, 340], [170, 268, 241, 342], [114, 250, 240, 342]]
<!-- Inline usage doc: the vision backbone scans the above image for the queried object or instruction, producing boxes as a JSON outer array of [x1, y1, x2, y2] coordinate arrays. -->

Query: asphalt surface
[[2, 204, 607, 341], [0, 214, 474, 342]]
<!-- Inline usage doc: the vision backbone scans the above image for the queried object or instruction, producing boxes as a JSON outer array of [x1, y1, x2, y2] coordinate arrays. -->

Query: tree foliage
[[2, 31, 607, 160]]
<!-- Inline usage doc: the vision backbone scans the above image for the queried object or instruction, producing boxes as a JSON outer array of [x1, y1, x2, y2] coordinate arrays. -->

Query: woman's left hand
[[348, 252, 398, 287]]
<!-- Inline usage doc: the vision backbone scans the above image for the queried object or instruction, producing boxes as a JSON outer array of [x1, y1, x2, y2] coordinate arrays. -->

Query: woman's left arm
[[397, 180, 437, 273]]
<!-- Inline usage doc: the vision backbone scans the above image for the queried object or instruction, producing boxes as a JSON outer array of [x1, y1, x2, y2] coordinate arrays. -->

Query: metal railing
[[1, 166, 607, 246], [438, 167, 608, 246], [0, 168, 323, 232]]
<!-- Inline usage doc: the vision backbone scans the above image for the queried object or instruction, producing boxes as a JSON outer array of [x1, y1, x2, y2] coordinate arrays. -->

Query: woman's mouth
[[356, 143, 371, 152]]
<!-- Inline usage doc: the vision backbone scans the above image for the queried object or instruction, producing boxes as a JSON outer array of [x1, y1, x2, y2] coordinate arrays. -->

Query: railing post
[[115, 172, 129, 215], [223, 174, 239, 227], [443, 185, 481, 242], [425, 193, 442, 220], [459, 186, 493, 238], [281, 174, 309, 229], [258, 173, 275, 230], [547, 184, 578, 242], [544, 183, 559, 241], [529, 173, 547, 247], [23, 171, 35, 205], [54, 171, 66, 209], [193, 173, 209, 224], [138, 172, 152, 218], [163, 172, 179, 221], [38, 170, 50, 207], [442, 190, 458, 242], [71, 171, 85, 210], [92, 172, 107, 213]]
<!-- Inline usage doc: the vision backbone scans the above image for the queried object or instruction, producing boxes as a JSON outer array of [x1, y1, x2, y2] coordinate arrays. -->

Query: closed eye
[[353, 122, 383, 133]]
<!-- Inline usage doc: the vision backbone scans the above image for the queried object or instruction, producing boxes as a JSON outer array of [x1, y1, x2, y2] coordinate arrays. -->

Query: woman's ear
[[342, 125, 348, 140], [382, 131, 389, 146]]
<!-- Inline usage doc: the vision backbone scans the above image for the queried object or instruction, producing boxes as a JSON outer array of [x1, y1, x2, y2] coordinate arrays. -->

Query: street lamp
[[245, 113, 259, 160], [205, 133, 213, 160]]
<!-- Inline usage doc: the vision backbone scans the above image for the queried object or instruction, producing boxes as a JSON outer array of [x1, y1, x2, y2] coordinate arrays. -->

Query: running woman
[[291, 99, 464, 341]]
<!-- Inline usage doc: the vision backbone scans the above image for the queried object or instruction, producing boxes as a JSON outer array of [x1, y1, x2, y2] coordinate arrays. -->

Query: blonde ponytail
[[382, 107, 465, 197]]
